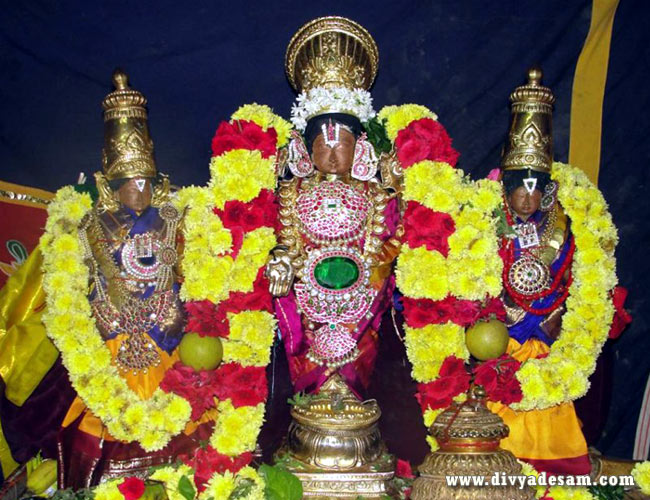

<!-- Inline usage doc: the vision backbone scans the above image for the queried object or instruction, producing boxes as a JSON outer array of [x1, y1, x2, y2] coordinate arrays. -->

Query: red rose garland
[[393, 114, 521, 416], [161, 117, 280, 491]]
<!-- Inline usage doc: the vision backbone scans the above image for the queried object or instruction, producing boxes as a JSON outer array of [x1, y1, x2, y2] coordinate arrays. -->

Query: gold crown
[[502, 67, 555, 173], [285, 16, 379, 92], [101, 70, 156, 181]]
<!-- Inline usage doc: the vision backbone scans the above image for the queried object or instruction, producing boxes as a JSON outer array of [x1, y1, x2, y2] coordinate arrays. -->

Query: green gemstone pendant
[[313, 256, 360, 290]]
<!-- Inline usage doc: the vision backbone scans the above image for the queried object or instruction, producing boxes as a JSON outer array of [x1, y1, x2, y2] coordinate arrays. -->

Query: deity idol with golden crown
[[266, 17, 403, 400], [53, 70, 205, 487], [253, 16, 463, 497], [487, 68, 619, 476], [0, 71, 217, 489]]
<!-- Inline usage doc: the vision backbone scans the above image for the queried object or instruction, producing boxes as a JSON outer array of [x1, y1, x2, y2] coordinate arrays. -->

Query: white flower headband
[[290, 87, 376, 132]]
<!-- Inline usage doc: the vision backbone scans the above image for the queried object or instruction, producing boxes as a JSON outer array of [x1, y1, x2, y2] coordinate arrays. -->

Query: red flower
[[179, 446, 252, 492], [220, 269, 273, 315], [402, 202, 455, 255], [213, 363, 268, 407], [396, 459, 415, 479], [211, 120, 277, 158], [185, 300, 229, 338], [403, 297, 450, 328], [160, 362, 221, 419], [475, 297, 507, 323], [118, 477, 145, 500], [609, 286, 632, 339], [395, 118, 459, 168], [473, 355, 522, 405], [218, 189, 277, 230], [402, 296, 501, 329], [416, 356, 470, 411]]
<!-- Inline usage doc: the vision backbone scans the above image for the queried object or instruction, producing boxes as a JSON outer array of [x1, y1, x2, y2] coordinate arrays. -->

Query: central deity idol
[[266, 17, 401, 398]]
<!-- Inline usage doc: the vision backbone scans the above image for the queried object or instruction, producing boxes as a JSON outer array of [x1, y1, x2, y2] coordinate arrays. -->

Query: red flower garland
[[179, 447, 253, 492], [164, 117, 280, 491], [416, 357, 471, 411], [474, 355, 523, 405]]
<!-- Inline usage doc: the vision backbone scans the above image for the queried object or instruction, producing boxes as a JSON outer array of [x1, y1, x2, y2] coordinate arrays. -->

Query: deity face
[[311, 127, 356, 175], [117, 177, 152, 213], [508, 186, 542, 221]]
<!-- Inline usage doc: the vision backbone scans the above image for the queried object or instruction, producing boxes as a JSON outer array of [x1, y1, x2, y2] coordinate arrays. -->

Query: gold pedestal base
[[411, 449, 534, 500], [278, 375, 395, 499], [293, 468, 394, 499]]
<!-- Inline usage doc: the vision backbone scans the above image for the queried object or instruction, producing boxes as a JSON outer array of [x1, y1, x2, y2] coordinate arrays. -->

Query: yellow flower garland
[[512, 162, 617, 411], [396, 160, 503, 301], [41, 187, 192, 452], [42, 106, 283, 452], [395, 157, 618, 415]]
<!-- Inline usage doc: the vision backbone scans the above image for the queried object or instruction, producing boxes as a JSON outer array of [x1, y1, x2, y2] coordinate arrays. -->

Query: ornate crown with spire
[[501, 67, 556, 173], [101, 69, 157, 181]]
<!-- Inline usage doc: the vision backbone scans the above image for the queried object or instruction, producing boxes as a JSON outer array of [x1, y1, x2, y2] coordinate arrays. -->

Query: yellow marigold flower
[[426, 435, 439, 453], [396, 246, 448, 300], [423, 408, 442, 428], [200, 471, 236, 500], [209, 150, 275, 207], [566, 374, 589, 399], [167, 396, 192, 421], [236, 466, 266, 500], [378, 104, 438, 141], [93, 479, 124, 500], [151, 465, 195, 500], [632, 461, 650, 495]]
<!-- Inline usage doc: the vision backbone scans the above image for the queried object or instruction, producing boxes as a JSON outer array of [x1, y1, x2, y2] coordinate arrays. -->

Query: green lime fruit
[[465, 319, 510, 361], [178, 332, 223, 371]]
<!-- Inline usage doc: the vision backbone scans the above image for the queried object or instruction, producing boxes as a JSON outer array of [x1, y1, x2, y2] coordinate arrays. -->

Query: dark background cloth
[[1, 0, 649, 462]]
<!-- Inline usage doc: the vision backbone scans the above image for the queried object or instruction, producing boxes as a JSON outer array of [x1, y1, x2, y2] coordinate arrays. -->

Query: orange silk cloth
[[61, 335, 212, 440], [488, 338, 589, 465]]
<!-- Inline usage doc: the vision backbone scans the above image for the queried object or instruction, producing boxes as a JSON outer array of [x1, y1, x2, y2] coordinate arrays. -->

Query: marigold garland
[[396, 160, 503, 301], [511, 162, 618, 411], [397, 154, 619, 431], [41, 187, 192, 452], [171, 104, 283, 490], [41, 103, 283, 486]]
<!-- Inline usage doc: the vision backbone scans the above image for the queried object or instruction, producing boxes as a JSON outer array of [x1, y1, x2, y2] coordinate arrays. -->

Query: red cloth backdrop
[[0, 181, 52, 289]]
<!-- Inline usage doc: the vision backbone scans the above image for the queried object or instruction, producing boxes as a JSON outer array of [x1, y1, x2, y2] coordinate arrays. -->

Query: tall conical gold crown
[[101, 69, 157, 181], [502, 67, 556, 173], [285, 16, 379, 93]]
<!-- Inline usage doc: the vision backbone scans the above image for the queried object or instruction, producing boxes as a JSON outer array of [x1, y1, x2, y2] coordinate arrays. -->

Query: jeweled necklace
[[501, 197, 573, 315], [79, 202, 182, 373], [278, 173, 388, 368]]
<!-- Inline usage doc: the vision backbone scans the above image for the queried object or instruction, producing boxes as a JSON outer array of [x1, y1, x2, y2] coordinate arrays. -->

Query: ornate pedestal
[[278, 375, 394, 499], [411, 387, 535, 500]]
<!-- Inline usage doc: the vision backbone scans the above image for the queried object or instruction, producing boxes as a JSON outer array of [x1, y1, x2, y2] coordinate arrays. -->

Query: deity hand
[[265, 245, 295, 297]]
